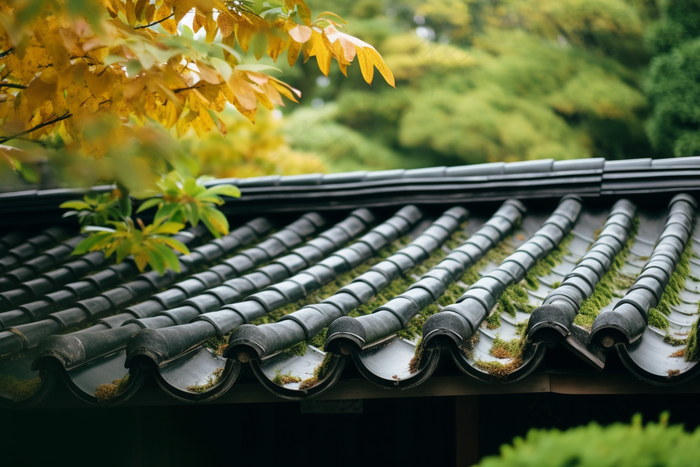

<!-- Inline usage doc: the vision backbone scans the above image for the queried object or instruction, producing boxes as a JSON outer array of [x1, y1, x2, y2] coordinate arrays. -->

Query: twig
[[0, 83, 27, 90], [0, 112, 73, 144], [173, 82, 224, 93], [134, 14, 174, 29]]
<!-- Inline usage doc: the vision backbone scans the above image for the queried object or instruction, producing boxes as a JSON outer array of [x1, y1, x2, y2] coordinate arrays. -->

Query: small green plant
[[476, 413, 700, 467], [60, 192, 122, 227], [186, 368, 224, 393], [63, 173, 240, 274], [271, 370, 302, 386], [137, 172, 241, 238]]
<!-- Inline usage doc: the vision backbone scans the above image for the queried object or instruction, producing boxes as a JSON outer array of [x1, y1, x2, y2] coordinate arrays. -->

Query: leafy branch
[[0, 112, 72, 145], [63, 174, 240, 274], [134, 13, 174, 30]]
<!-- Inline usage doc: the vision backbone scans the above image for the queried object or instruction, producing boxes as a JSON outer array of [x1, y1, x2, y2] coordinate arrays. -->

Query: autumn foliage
[[0, 0, 394, 273], [0, 0, 394, 190]]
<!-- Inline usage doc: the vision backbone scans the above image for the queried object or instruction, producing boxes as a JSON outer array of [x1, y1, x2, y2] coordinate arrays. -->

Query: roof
[[1, 156, 700, 408]]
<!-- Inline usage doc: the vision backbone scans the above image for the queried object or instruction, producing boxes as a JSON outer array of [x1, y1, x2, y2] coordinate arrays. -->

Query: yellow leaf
[[218, 11, 236, 37], [134, 251, 149, 272], [155, 4, 172, 22], [256, 90, 273, 111], [287, 40, 301, 67], [24, 77, 57, 111], [204, 16, 217, 43], [228, 74, 257, 110], [309, 31, 331, 76], [195, 60, 221, 84], [355, 47, 374, 85], [161, 18, 178, 34], [192, 13, 205, 33], [235, 20, 256, 53], [267, 34, 286, 62], [288, 25, 312, 43], [269, 78, 300, 103], [126, 0, 137, 26], [135, 0, 148, 19], [367, 48, 395, 88], [86, 97, 99, 113], [262, 82, 284, 107], [176, 109, 197, 137], [173, 0, 194, 23], [145, 3, 156, 23]]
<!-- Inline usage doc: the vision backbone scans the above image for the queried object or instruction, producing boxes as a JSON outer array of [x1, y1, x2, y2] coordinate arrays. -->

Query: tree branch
[[173, 82, 224, 93], [0, 83, 27, 90], [0, 112, 73, 144], [173, 84, 204, 94], [134, 14, 174, 29], [0, 48, 13, 59]]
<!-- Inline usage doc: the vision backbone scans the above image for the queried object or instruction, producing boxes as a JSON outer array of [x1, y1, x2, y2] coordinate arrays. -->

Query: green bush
[[477, 413, 700, 467]]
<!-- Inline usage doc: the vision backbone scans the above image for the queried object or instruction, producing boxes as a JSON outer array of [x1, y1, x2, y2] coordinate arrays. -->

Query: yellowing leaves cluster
[[0, 0, 394, 176]]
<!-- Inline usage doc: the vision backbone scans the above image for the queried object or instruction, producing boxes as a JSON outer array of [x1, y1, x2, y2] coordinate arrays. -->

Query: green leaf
[[200, 184, 241, 199], [184, 202, 200, 226], [136, 197, 162, 213], [126, 59, 143, 77], [183, 177, 199, 195], [181, 24, 194, 39], [155, 202, 182, 223], [151, 221, 186, 235], [154, 243, 181, 272], [235, 64, 282, 73], [251, 31, 268, 60], [200, 206, 229, 237], [196, 196, 224, 205], [83, 226, 116, 233], [211, 57, 233, 81], [60, 200, 92, 210], [146, 248, 166, 275], [73, 233, 109, 255], [162, 237, 190, 255], [116, 237, 134, 263]]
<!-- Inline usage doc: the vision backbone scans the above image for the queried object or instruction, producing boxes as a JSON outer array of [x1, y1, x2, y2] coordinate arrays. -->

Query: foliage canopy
[[0, 0, 393, 272], [0, 0, 394, 190], [477, 413, 700, 467]]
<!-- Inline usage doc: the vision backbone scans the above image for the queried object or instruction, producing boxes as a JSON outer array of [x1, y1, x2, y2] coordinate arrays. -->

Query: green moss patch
[[0, 376, 42, 401], [648, 238, 695, 327], [459, 332, 480, 361], [649, 309, 670, 330], [271, 369, 302, 386], [686, 319, 699, 362], [298, 352, 334, 390], [524, 233, 573, 291], [186, 367, 224, 393], [485, 283, 534, 330], [203, 335, 229, 356], [574, 216, 639, 329], [251, 235, 411, 326], [490, 335, 525, 359], [473, 357, 523, 379], [94, 374, 130, 404]]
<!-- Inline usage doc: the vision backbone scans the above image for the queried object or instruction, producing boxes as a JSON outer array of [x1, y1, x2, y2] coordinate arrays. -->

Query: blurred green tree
[[477, 413, 700, 467], [281, 0, 658, 170], [645, 0, 700, 157]]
